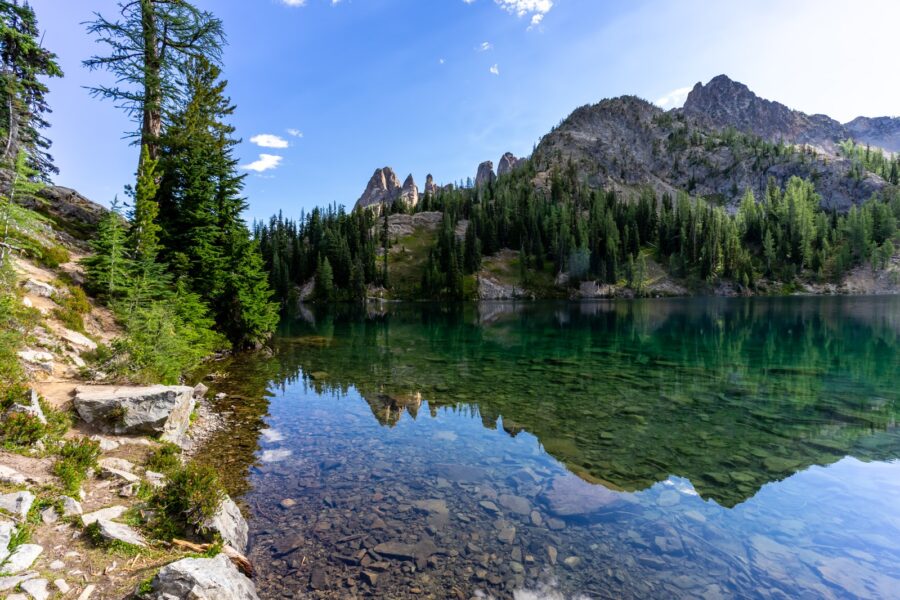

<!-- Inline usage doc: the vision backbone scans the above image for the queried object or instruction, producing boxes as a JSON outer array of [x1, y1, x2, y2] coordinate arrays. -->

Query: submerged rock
[[74, 385, 195, 443], [148, 555, 259, 600], [538, 474, 623, 517]]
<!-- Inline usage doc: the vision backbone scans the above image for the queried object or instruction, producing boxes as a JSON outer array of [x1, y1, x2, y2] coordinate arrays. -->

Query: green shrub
[[147, 462, 224, 541], [54, 438, 101, 494], [0, 412, 45, 447], [52, 284, 92, 333], [38, 244, 70, 268], [146, 442, 182, 474]]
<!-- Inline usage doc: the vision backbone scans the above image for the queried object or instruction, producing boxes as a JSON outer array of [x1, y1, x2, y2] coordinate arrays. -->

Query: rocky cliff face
[[424, 174, 438, 197], [400, 174, 419, 208], [533, 93, 886, 211], [354, 167, 402, 210], [682, 74, 846, 152], [497, 152, 522, 176], [475, 161, 496, 187], [845, 116, 900, 153]]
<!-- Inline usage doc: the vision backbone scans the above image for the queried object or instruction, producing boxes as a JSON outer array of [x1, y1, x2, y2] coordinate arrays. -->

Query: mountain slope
[[531, 93, 885, 211]]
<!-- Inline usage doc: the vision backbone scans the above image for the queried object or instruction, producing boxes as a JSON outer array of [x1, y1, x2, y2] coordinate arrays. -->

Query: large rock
[[94, 520, 146, 547], [424, 173, 439, 197], [201, 495, 248, 552], [354, 167, 402, 211], [0, 466, 27, 486], [497, 152, 522, 176], [74, 385, 195, 443], [0, 492, 35, 520], [399, 174, 419, 208], [148, 555, 259, 600], [0, 521, 13, 564], [0, 544, 42, 574], [538, 474, 623, 517], [475, 161, 496, 188]]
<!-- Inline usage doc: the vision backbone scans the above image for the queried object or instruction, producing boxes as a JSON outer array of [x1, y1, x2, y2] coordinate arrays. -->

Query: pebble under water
[[194, 297, 900, 599]]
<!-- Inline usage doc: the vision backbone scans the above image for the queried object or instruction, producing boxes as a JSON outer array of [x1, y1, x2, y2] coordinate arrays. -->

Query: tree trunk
[[140, 0, 162, 160]]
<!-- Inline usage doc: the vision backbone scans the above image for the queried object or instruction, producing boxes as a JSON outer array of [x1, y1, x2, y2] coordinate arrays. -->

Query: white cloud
[[462, 0, 476, 4], [494, 0, 553, 27], [439, 58, 446, 65], [478, 41, 493, 52], [250, 133, 289, 149], [489, 64, 500, 75], [655, 86, 692, 109], [286, 128, 304, 138], [242, 154, 283, 172], [281, 0, 306, 6]]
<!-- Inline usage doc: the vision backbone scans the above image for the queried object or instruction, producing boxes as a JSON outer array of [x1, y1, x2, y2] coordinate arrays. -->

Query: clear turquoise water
[[201, 297, 900, 599]]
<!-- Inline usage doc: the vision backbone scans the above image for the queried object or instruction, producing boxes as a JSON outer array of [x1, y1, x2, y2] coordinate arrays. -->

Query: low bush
[[146, 442, 182, 474], [54, 438, 101, 494], [147, 462, 225, 541], [37, 244, 70, 269], [0, 412, 45, 447]]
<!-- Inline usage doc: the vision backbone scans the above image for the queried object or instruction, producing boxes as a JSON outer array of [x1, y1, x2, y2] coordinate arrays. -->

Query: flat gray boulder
[[95, 520, 146, 547], [148, 555, 259, 600], [0, 522, 14, 563], [74, 385, 195, 442], [0, 544, 42, 574], [0, 492, 35, 520], [201, 495, 248, 552]]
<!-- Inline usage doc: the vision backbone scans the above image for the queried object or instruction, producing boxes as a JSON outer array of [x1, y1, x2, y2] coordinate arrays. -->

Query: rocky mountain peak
[[682, 74, 844, 151], [497, 152, 521, 176], [475, 161, 496, 187], [845, 116, 900, 153], [424, 174, 438, 196], [400, 174, 419, 207], [355, 167, 403, 210]]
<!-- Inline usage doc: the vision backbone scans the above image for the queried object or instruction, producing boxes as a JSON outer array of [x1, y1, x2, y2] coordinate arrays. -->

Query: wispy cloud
[[281, 0, 306, 6], [286, 128, 304, 138], [655, 86, 692, 109], [242, 154, 283, 173], [250, 133, 289, 149], [477, 41, 493, 52], [438, 58, 446, 65], [494, 0, 553, 29], [489, 64, 500, 75]]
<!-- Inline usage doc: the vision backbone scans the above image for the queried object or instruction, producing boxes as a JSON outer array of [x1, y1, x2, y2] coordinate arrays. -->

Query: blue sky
[[29, 0, 900, 220]]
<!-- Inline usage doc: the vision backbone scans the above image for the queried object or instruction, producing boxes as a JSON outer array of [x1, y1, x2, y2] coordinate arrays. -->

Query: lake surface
[[197, 297, 900, 599]]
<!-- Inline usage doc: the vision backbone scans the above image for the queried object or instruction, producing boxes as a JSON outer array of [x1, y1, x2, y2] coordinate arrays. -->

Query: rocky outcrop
[[399, 174, 419, 208], [201, 495, 249, 552], [682, 74, 846, 152], [148, 555, 259, 600], [19, 186, 108, 243], [354, 167, 402, 211], [477, 275, 533, 300], [845, 116, 900, 153], [424, 174, 438, 197], [497, 152, 522, 176], [475, 161, 496, 187], [533, 91, 887, 212], [74, 385, 195, 443]]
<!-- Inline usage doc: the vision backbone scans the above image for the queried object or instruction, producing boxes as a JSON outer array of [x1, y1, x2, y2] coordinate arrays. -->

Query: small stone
[[53, 579, 70, 594], [6, 593, 27, 600], [509, 561, 525, 574], [0, 573, 38, 592], [20, 577, 49, 600], [60, 496, 82, 517], [88, 435, 120, 451], [40, 507, 58, 524], [279, 498, 296, 509], [144, 471, 166, 488], [547, 546, 557, 564], [563, 556, 582, 569], [81, 505, 126, 526], [496, 524, 516, 544], [94, 520, 147, 547], [547, 517, 566, 530], [76, 584, 96, 600], [478, 500, 499, 513], [498, 494, 530, 515], [0, 466, 26, 486], [98, 457, 136, 473], [529, 510, 543, 527], [309, 567, 327, 590], [214, 392, 227, 400], [119, 483, 139, 497], [362, 570, 379, 585], [49, 560, 65, 570], [193, 382, 209, 398]]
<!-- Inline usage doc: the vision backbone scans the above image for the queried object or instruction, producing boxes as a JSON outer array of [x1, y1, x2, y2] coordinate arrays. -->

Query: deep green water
[[199, 297, 900, 599]]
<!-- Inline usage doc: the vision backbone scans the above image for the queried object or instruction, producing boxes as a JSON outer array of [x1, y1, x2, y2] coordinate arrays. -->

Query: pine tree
[[84, 0, 224, 158], [315, 257, 333, 302], [82, 197, 132, 299], [0, 1, 62, 178], [463, 220, 481, 274]]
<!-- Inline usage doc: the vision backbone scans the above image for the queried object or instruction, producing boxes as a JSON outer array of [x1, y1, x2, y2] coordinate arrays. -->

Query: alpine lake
[[193, 296, 900, 599]]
